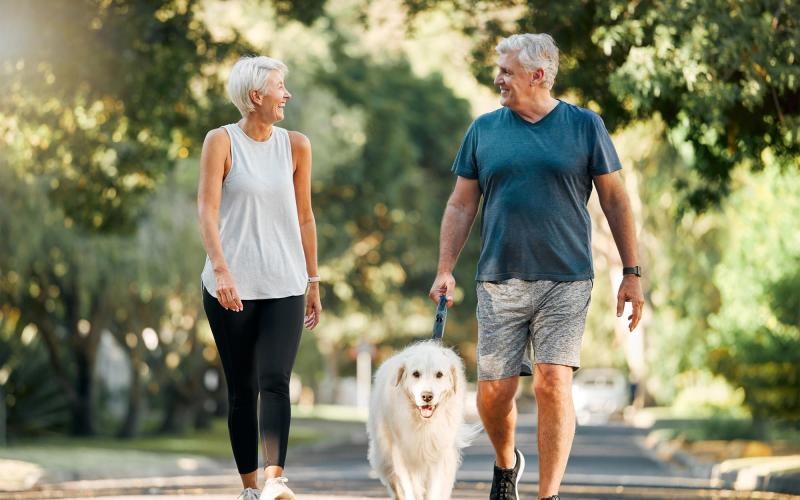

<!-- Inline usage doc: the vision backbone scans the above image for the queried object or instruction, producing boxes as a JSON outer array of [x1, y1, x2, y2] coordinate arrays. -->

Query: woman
[[198, 55, 322, 500]]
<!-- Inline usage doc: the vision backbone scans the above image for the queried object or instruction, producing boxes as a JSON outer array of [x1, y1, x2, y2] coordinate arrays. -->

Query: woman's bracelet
[[308, 275, 321, 283]]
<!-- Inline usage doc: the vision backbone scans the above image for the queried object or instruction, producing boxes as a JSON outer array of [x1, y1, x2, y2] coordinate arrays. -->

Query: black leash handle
[[432, 294, 447, 340]]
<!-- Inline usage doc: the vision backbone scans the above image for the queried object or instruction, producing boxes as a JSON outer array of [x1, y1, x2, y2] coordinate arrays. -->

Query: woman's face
[[255, 70, 292, 122]]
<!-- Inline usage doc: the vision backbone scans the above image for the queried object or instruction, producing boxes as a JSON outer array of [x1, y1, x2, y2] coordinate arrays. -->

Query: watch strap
[[622, 266, 641, 277]]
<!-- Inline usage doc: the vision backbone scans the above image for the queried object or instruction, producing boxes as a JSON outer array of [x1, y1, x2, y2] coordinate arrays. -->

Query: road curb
[[711, 456, 800, 495], [643, 429, 800, 496], [643, 430, 714, 479]]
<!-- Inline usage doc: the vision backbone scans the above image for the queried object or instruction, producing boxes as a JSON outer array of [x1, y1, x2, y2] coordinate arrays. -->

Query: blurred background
[[0, 0, 798, 475]]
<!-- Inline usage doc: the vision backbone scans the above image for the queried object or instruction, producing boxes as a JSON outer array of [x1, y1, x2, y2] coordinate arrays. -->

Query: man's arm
[[593, 171, 644, 331], [429, 176, 481, 306]]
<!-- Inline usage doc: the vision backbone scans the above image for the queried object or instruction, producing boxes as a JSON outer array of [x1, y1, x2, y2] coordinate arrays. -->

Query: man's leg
[[534, 363, 575, 498], [477, 377, 519, 468], [530, 279, 592, 499], [475, 279, 534, 499]]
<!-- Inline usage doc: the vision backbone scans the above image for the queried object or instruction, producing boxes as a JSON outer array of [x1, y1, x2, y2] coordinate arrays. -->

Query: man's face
[[494, 51, 534, 109]]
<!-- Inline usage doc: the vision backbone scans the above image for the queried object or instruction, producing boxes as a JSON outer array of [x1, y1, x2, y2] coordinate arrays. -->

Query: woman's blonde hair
[[227, 56, 288, 117]]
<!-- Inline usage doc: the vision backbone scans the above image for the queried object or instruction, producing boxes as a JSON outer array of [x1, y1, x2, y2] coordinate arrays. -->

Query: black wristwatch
[[622, 266, 642, 277]]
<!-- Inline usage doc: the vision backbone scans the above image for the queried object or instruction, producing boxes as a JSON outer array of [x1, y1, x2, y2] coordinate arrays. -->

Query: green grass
[[292, 404, 368, 422], [648, 415, 800, 445], [10, 415, 348, 459]]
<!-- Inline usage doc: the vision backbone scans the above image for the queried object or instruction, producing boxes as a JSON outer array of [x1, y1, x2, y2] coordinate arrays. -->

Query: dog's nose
[[422, 392, 433, 403]]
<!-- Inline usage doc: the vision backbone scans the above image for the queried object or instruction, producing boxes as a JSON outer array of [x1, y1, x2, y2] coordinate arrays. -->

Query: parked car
[[572, 368, 629, 425]]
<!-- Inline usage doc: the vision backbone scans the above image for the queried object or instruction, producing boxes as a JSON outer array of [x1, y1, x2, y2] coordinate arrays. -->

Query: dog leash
[[432, 294, 447, 340]]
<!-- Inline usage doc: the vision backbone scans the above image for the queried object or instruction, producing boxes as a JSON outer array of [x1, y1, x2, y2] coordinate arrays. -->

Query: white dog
[[368, 340, 476, 500]]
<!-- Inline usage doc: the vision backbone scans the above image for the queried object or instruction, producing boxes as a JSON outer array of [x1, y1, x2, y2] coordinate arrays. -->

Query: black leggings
[[203, 287, 305, 473]]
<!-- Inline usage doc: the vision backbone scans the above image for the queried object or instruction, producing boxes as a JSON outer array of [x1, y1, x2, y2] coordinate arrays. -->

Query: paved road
[[275, 416, 723, 498], [7, 415, 795, 499]]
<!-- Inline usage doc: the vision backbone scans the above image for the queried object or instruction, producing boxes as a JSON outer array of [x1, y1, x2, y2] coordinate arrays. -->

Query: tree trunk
[[35, 317, 78, 405], [118, 348, 142, 438], [159, 383, 196, 434], [71, 344, 96, 435], [317, 340, 341, 404]]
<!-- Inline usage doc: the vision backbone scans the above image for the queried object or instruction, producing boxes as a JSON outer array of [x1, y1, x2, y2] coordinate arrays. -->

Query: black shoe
[[541, 496, 560, 500], [489, 448, 525, 500]]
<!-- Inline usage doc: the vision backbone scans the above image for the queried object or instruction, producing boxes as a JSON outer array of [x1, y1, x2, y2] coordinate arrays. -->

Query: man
[[429, 33, 644, 500]]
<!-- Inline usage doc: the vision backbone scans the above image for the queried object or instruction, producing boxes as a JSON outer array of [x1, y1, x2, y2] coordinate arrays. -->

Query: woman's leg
[[202, 288, 261, 487], [255, 294, 305, 478]]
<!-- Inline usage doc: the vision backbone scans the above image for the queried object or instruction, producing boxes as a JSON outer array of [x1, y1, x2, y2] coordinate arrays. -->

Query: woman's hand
[[215, 269, 243, 312], [304, 282, 322, 330]]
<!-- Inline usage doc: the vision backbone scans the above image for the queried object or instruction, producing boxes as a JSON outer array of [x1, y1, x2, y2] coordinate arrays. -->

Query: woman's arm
[[289, 130, 321, 329], [197, 128, 242, 312]]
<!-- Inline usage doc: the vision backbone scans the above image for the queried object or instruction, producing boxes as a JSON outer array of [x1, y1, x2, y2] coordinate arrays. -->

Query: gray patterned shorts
[[476, 278, 593, 381]]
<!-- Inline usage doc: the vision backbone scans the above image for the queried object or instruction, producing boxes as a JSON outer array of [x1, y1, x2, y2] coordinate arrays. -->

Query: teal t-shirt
[[452, 101, 622, 282]]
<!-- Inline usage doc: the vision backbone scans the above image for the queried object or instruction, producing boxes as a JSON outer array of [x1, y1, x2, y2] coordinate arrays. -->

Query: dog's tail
[[456, 422, 484, 449]]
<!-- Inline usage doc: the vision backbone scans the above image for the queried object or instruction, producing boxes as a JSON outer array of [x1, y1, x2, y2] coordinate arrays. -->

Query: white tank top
[[201, 124, 308, 299]]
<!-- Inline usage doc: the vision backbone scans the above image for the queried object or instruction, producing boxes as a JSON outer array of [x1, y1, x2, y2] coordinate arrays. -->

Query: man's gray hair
[[496, 34, 559, 90], [227, 56, 289, 117]]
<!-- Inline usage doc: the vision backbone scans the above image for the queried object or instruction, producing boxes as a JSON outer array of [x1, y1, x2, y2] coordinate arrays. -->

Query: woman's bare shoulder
[[205, 126, 231, 147], [287, 130, 311, 150]]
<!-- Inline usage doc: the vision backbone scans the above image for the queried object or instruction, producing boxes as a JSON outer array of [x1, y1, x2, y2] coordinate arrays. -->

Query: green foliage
[[0, 321, 71, 436], [709, 327, 800, 421], [607, 120, 723, 402], [0, 153, 76, 429], [603, 119, 799, 418], [284, 32, 479, 361], [406, 0, 800, 209], [264, 21, 482, 385], [0, 145, 223, 436], [710, 300, 800, 424], [3, 0, 799, 430], [650, 418, 762, 442], [0, 0, 245, 232], [707, 166, 800, 421], [769, 262, 800, 328], [316, 36, 472, 312], [0, 0, 246, 434], [272, 0, 327, 25]]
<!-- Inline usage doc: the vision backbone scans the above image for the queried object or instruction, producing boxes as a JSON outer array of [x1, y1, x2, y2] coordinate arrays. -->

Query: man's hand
[[616, 275, 644, 331], [429, 272, 456, 307]]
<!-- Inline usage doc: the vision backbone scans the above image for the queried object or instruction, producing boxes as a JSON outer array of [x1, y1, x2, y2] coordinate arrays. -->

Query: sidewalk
[[78, 497, 377, 500], [0, 474, 387, 500], [632, 412, 800, 496], [4, 410, 799, 499]]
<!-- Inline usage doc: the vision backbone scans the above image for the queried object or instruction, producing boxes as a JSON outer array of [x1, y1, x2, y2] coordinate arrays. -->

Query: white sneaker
[[260, 477, 296, 500], [238, 487, 261, 500]]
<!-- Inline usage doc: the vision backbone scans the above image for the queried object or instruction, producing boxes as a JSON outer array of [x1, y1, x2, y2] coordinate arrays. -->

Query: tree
[[603, 119, 725, 403], [283, 32, 478, 394], [707, 165, 800, 426], [0, 0, 245, 232], [0, 0, 247, 434], [403, 0, 800, 209], [0, 166, 72, 436]]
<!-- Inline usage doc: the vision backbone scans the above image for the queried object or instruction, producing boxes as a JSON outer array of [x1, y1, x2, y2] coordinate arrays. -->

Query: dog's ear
[[395, 365, 406, 387], [444, 348, 464, 395]]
